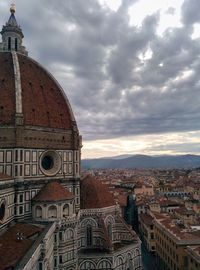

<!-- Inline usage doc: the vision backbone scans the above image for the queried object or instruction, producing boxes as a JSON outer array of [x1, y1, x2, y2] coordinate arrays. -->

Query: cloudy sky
[[1, 0, 200, 158]]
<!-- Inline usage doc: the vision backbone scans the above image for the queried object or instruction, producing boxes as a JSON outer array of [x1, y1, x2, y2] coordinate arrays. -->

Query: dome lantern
[[0, 5, 28, 55]]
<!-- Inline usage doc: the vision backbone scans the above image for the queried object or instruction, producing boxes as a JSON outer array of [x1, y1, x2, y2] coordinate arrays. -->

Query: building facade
[[0, 6, 142, 270]]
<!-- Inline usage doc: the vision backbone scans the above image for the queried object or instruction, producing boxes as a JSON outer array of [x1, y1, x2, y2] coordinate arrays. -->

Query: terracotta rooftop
[[160, 200, 181, 207], [117, 194, 127, 207], [175, 207, 195, 216], [32, 182, 74, 202], [187, 245, 200, 259], [140, 213, 154, 226], [80, 176, 115, 209], [0, 223, 42, 270], [152, 212, 200, 242], [0, 52, 74, 130], [0, 53, 15, 125], [0, 173, 12, 181]]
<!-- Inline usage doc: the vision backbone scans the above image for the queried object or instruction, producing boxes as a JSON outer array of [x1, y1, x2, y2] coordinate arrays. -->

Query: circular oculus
[[40, 150, 61, 176]]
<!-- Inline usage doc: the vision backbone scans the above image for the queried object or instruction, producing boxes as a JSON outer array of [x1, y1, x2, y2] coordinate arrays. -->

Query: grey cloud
[[148, 142, 200, 153], [182, 0, 200, 25], [1, 0, 200, 144], [166, 7, 175, 15]]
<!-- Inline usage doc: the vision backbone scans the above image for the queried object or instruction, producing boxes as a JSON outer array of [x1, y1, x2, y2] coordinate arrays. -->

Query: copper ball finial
[[10, 4, 16, 13]]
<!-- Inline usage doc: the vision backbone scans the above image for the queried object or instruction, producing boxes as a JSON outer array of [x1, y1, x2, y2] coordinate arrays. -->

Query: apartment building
[[153, 212, 200, 270]]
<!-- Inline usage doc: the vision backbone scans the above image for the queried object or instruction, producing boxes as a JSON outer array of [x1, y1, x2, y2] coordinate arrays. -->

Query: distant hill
[[82, 154, 200, 169]]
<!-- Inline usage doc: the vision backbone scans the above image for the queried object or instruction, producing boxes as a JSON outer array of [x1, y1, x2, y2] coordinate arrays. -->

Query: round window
[[0, 203, 5, 221], [40, 151, 61, 176], [42, 155, 54, 170]]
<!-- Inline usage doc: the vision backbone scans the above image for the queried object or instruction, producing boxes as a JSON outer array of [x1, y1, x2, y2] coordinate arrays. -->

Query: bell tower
[[0, 4, 28, 55]]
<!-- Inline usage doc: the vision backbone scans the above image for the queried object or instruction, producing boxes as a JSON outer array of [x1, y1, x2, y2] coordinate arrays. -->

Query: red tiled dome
[[32, 182, 74, 202], [80, 176, 115, 209], [0, 52, 75, 129]]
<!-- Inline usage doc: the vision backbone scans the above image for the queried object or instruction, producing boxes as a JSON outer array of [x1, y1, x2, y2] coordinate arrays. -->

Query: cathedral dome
[[80, 176, 115, 209], [0, 52, 75, 130]]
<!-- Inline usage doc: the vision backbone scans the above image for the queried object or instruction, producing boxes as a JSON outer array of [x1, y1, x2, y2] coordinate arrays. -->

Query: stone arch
[[126, 252, 133, 261], [35, 205, 42, 218], [48, 205, 57, 218], [104, 215, 115, 226], [107, 222, 112, 240], [65, 228, 74, 240], [104, 215, 114, 241], [115, 256, 124, 269], [86, 225, 93, 246], [97, 259, 112, 269], [134, 248, 141, 268], [80, 260, 96, 269], [80, 217, 98, 228], [126, 253, 133, 270], [135, 248, 140, 256], [63, 204, 69, 217]]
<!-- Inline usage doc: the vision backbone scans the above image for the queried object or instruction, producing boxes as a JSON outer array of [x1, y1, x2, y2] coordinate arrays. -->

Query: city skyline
[[1, 0, 200, 158]]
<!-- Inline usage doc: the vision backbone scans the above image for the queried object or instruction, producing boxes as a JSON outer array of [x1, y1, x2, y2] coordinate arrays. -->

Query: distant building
[[186, 246, 200, 270], [134, 184, 154, 197], [153, 212, 200, 270], [139, 213, 155, 253]]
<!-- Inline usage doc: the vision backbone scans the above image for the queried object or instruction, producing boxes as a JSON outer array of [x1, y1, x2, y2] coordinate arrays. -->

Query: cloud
[[182, 0, 200, 25], [1, 0, 200, 151], [166, 7, 176, 15]]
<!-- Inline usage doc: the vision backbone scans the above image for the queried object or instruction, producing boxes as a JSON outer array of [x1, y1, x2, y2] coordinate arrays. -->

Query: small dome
[[80, 176, 115, 209], [33, 182, 74, 202]]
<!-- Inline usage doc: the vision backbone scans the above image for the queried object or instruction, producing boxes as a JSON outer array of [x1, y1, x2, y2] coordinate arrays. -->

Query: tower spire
[[8, 4, 18, 27], [0, 4, 28, 55]]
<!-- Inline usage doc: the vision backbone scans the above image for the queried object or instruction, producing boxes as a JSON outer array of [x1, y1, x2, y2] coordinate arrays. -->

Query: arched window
[[63, 204, 69, 217], [107, 223, 112, 240], [116, 257, 123, 270], [73, 201, 75, 213], [35, 206, 42, 218], [80, 261, 95, 269], [86, 225, 92, 246], [15, 38, 18, 51], [66, 229, 74, 240], [8, 37, 11, 50], [134, 249, 140, 268], [98, 260, 112, 269], [127, 254, 133, 270], [48, 205, 57, 218]]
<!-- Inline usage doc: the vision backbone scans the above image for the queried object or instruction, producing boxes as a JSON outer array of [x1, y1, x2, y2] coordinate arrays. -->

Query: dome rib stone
[[12, 51, 22, 115]]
